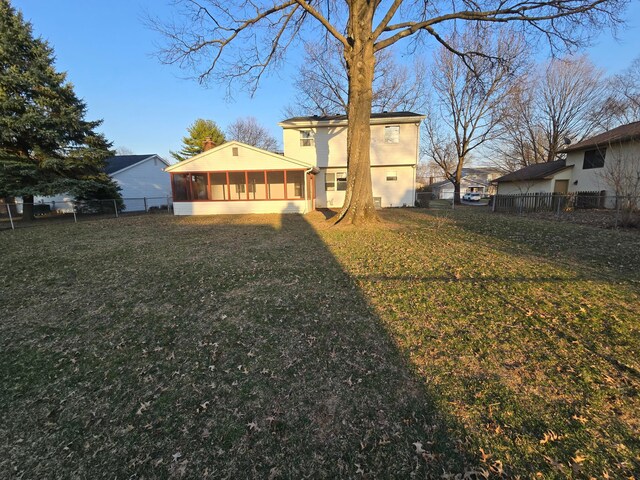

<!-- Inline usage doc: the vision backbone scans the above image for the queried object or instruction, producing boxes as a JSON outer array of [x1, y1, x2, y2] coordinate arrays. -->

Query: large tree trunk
[[335, 2, 379, 225], [22, 194, 34, 222], [453, 158, 465, 205], [453, 182, 462, 205]]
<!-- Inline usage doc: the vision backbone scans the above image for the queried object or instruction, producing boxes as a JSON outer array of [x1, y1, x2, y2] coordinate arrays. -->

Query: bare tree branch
[[423, 27, 528, 203]]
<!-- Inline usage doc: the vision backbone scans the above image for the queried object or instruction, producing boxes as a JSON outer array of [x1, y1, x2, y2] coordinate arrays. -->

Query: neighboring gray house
[[36, 154, 172, 212], [105, 154, 172, 210]]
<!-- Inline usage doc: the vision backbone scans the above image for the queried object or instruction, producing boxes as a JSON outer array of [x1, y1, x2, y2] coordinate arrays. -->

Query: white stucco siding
[[496, 180, 554, 195], [113, 157, 172, 210], [316, 169, 346, 208], [371, 166, 415, 207], [565, 141, 640, 193], [496, 167, 574, 195], [315, 165, 415, 208], [169, 143, 307, 172], [282, 122, 421, 169], [173, 200, 307, 215], [281, 126, 346, 168], [369, 123, 420, 167]]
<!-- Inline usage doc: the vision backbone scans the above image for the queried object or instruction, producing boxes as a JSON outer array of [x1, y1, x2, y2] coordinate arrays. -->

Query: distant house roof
[[279, 111, 425, 127], [428, 179, 451, 189], [494, 159, 572, 183], [559, 121, 640, 153], [104, 155, 159, 175]]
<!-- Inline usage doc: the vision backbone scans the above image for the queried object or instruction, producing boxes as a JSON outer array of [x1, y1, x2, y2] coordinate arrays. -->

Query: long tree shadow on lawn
[[415, 207, 640, 282], [1, 213, 478, 478], [363, 208, 640, 476]]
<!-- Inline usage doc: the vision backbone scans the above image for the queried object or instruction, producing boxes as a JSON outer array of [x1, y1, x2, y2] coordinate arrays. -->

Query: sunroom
[[164, 141, 318, 215]]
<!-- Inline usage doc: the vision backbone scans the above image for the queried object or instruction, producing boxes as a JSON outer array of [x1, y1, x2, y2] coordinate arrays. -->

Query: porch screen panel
[[209, 173, 227, 200], [229, 172, 246, 200], [172, 174, 190, 201], [267, 171, 285, 199], [248, 172, 267, 200], [286, 170, 304, 199], [191, 173, 208, 200]]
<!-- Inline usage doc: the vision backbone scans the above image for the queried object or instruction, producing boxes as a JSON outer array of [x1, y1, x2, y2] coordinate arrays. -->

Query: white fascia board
[[110, 155, 162, 176], [278, 115, 426, 129], [164, 141, 315, 172]]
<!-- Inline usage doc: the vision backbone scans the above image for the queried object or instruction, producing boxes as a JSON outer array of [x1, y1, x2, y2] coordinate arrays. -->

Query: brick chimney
[[203, 137, 216, 151]]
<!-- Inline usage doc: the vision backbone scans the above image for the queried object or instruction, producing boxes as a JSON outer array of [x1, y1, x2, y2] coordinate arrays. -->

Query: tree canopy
[[170, 119, 225, 162], [0, 0, 120, 219], [285, 40, 428, 117], [493, 56, 605, 172], [154, 0, 626, 224], [226, 117, 279, 151]]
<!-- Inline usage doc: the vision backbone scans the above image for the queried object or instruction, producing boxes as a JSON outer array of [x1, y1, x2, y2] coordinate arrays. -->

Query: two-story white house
[[279, 112, 425, 208], [166, 112, 425, 215]]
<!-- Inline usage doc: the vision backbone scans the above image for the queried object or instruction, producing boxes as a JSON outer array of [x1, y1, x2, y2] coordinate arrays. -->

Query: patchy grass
[[1, 208, 638, 478]]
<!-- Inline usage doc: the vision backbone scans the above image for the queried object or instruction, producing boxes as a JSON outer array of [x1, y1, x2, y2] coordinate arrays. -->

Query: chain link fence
[[492, 192, 640, 229], [0, 196, 173, 231]]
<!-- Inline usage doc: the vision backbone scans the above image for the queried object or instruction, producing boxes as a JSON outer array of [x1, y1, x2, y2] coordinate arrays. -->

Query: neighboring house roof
[[461, 167, 501, 175], [279, 111, 425, 127], [164, 141, 319, 173], [494, 159, 573, 183], [559, 121, 640, 153], [104, 155, 168, 175], [427, 179, 451, 189]]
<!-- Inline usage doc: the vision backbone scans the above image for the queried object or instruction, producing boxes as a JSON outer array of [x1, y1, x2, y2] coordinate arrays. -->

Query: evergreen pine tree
[[0, 0, 121, 220], [170, 119, 225, 162]]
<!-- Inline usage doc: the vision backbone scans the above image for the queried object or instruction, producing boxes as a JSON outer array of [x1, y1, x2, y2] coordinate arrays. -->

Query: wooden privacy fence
[[493, 191, 607, 214]]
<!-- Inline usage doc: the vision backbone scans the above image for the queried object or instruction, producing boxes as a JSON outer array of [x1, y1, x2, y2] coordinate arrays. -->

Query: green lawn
[[1, 209, 638, 478]]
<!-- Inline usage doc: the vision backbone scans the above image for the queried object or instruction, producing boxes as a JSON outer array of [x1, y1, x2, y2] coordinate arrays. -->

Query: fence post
[[167, 196, 172, 214], [7, 203, 15, 230], [113, 199, 119, 218], [72, 202, 77, 223], [144, 197, 148, 212]]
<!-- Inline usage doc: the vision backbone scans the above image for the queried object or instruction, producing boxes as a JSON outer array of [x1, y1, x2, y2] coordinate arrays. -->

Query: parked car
[[463, 192, 482, 202]]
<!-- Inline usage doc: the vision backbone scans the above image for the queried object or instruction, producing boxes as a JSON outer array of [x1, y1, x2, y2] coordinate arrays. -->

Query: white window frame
[[384, 125, 400, 144], [325, 172, 336, 191], [300, 130, 314, 147], [336, 171, 347, 191]]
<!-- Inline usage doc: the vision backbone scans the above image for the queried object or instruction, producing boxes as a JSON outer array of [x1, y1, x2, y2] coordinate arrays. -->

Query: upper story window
[[336, 171, 347, 191], [300, 130, 314, 147], [583, 148, 606, 169], [384, 125, 400, 144]]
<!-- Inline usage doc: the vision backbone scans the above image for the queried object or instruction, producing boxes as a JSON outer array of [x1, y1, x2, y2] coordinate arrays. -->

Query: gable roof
[[494, 159, 572, 183], [164, 141, 318, 173], [279, 111, 425, 127], [559, 121, 640, 153], [104, 155, 166, 175]]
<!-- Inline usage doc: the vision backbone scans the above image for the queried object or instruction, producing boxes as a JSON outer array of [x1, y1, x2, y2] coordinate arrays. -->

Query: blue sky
[[12, 0, 640, 161]]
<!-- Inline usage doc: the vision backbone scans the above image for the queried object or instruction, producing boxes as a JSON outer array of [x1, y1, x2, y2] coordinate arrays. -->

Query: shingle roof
[[104, 155, 156, 174], [559, 121, 640, 153], [494, 159, 572, 183], [280, 111, 424, 123]]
